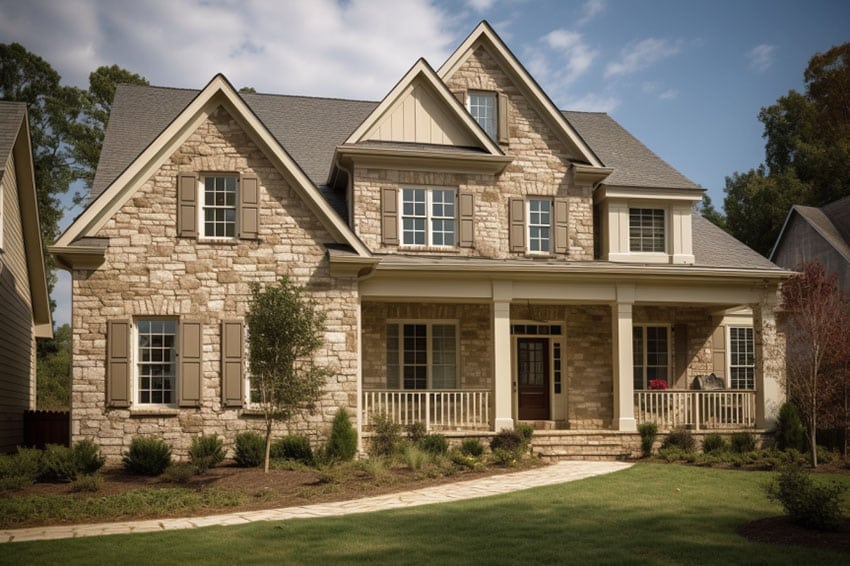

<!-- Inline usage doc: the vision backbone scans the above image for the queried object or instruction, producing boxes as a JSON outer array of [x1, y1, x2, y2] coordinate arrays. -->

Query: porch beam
[[612, 285, 637, 431], [492, 281, 513, 431], [753, 288, 784, 428]]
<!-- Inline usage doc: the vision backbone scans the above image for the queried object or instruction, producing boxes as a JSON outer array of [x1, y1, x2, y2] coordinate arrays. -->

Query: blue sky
[[0, 0, 848, 328]]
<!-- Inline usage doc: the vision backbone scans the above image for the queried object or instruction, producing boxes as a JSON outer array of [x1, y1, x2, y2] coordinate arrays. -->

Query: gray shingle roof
[[692, 214, 780, 270], [0, 101, 26, 166], [784, 199, 850, 263]]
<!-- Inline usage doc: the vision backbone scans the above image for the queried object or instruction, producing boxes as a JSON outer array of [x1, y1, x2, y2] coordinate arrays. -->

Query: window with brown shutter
[[177, 173, 198, 238], [178, 320, 203, 407], [381, 188, 399, 245], [458, 193, 475, 248], [509, 197, 525, 252], [221, 320, 244, 407], [239, 175, 259, 240], [553, 198, 569, 254], [107, 320, 131, 407], [498, 93, 510, 144]]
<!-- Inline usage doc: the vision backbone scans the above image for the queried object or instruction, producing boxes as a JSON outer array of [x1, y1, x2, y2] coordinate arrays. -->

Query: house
[[0, 101, 53, 452], [50, 22, 789, 460], [770, 196, 850, 290]]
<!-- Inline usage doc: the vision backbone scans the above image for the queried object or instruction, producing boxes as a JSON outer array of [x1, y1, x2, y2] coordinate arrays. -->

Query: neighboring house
[[51, 22, 789, 460], [770, 196, 850, 290], [0, 101, 53, 453]]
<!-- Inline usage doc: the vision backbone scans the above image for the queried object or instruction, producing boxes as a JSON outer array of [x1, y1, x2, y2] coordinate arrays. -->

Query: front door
[[517, 338, 550, 420]]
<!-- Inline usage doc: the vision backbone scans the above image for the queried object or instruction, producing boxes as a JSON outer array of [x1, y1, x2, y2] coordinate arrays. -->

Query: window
[[400, 188, 456, 247], [629, 208, 665, 253], [729, 326, 754, 389], [386, 323, 458, 389], [633, 325, 669, 390], [202, 175, 238, 238], [136, 320, 178, 405], [468, 92, 497, 139], [527, 199, 552, 253]]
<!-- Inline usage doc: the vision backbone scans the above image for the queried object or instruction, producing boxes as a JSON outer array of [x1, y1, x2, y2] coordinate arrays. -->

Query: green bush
[[661, 429, 695, 452], [657, 446, 689, 463], [418, 433, 449, 455], [775, 402, 805, 452], [460, 438, 484, 457], [491, 447, 519, 466], [449, 448, 482, 470], [326, 407, 358, 462], [702, 433, 727, 454], [490, 429, 525, 459], [0, 447, 42, 489], [369, 412, 402, 458], [271, 434, 314, 465], [638, 422, 658, 457], [401, 445, 428, 470], [123, 437, 172, 476], [40, 444, 77, 481], [767, 464, 846, 531], [71, 473, 103, 492], [406, 422, 427, 444], [234, 431, 265, 467], [515, 423, 534, 446], [730, 432, 757, 453], [73, 439, 105, 475], [189, 434, 225, 473], [816, 445, 836, 465], [161, 463, 196, 483]]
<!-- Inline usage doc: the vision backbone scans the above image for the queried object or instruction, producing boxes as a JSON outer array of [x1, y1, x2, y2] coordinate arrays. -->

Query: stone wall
[[72, 105, 360, 460]]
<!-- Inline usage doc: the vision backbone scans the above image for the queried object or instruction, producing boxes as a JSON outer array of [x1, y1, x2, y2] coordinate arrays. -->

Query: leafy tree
[[239, 86, 257, 94], [696, 194, 726, 229], [36, 323, 71, 411], [246, 277, 331, 473], [781, 261, 850, 466]]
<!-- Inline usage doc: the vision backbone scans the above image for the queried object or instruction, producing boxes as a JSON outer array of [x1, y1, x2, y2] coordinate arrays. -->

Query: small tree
[[246, 277, 331, 472], [781, 261, 850, 466]]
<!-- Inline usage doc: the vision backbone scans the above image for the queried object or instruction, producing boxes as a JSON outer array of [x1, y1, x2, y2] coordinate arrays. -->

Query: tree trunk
[[264, 421, 272, 474]]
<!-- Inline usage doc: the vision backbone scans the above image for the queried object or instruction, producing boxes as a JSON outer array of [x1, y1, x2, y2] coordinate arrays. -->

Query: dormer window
[[629, 208, 666, 253], [468, 91, 497, 140]]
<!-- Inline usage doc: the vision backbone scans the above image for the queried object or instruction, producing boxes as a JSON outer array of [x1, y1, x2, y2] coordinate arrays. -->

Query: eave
[[335, 144, 512, 175], [594, 184, 704, 203], [327, 247, 381, 278], [48, 245, 107, 271]]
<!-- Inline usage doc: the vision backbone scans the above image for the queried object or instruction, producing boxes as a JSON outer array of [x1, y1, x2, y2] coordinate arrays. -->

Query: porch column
[[754, 288, 784, 429], [611, 285, 637, 431], [492, 281, 513, 431]]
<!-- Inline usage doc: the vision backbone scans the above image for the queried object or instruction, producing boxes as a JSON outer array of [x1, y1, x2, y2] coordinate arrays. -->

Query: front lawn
[[3, 464, 849, 564]]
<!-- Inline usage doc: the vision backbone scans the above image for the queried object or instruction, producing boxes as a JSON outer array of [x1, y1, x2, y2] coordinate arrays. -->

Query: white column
[[612, 285, 637, 431], [492, 281, 513, 431], [754, 288, 784, 429]]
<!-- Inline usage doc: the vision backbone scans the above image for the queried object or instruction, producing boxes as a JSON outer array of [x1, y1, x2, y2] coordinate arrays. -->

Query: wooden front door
[[517, 338, 550, 420]]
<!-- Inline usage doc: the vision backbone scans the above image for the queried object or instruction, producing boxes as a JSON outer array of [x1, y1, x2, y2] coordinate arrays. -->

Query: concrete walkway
[[1, 460, 632, 543]]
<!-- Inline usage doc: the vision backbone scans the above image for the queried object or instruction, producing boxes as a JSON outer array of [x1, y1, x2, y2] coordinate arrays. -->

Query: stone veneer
[[71, 105, 359, 460]]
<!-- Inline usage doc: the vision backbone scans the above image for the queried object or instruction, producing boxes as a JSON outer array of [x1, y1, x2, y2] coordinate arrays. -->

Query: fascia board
[[594, 185, 704, 202], [335, 144, 512, 174]]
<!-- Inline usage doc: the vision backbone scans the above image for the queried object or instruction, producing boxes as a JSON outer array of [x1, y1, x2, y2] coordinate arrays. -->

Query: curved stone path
[[1, 460, 632, 543]]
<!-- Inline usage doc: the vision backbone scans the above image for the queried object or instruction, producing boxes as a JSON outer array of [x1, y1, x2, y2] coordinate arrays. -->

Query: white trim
[[398, 186, 458, 249], [525, 197, 553, 255], [509, 321, 565, 421]]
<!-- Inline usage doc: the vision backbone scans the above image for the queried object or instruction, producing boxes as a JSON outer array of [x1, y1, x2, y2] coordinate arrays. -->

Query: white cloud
[[467, 0, 496, 12], [658, 88, 678, 101], [604, 37, 682, 78], [540, 29, 597, 84], [747, 44, 776, 73], [578, 0, 606, 26], [566, 92, 620, 113], [642, 82, 678, 101]]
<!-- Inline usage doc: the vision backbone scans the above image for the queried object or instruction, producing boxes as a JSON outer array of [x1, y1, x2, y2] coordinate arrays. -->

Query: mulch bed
[[738, 516, 850, 553]]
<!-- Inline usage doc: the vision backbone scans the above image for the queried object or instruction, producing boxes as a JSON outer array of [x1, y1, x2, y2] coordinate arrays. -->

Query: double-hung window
[[386, 322, 458, 389], [633, 325, 669, 390], [401, 188, 456, 247], [136, 320, 178, 405], [629, 208, 665, 253], [527, 198, 552, 253], [468, 92, 497, 139], [729, 326, 755, 389], [202, 175, 238, 239]]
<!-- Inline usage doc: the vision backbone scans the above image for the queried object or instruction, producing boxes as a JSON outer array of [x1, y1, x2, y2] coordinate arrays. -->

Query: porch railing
[[634, 390, 756, 430], [362, 390, 491, 431]]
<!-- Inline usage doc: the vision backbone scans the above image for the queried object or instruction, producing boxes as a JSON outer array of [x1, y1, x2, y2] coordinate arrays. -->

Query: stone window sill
[[398, 246, 462, 254], [129, 407, 181, 417]]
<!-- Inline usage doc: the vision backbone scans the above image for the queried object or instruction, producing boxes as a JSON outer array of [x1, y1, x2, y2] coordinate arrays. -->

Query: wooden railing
[[634, 390, 756, 430], [362, 390, 491, 431]]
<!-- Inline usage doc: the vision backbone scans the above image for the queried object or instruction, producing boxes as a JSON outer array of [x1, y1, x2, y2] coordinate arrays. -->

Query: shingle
[[790, 202, 850, 263], [0, 101, 26, 166], [692, 214, 780, 270], [821, 196, 850, 250]]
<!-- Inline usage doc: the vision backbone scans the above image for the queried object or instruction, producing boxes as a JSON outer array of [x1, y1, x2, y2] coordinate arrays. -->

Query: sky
[[0, 0, 848, 328]]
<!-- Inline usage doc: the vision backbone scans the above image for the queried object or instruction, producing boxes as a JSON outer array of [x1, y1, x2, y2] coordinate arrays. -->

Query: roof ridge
[[118, 82, 379, 105]]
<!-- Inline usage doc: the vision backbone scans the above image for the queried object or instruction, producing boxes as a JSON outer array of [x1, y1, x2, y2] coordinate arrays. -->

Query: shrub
[[325, 407, 358, 462], [406, 422, 427, 444], [418, 433, 449, 455], [491, 447, 519, 466], [515, 423, 534, 447], [661, 429, 695, 452], [775, 402, 805, 452], [460, 438, 484, 457], [449, 449, 482, 470], [638, 422, 658, 457], [161, 462, 196, 483], [40, 444, 77, 481], [401, 445, 428, 470], [490, 429, 525, 461], [271, 434, 314, 465], [767, 464, 846, 531], [73, 439, 105, 475], [730, 432, 757, 454], [657, 446, 689, 463], [816, 445, 836, 465], [369, 412, 402, 458], [234, 431, 265, 467], [189, 434, 225, 473], [702, 433, 727, 454], [70, 473, 103, 493], [0, 448, 42, 489], [123, 437, 172, 476]]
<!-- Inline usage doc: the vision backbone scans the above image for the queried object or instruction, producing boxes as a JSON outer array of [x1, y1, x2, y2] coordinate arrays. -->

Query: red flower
[[649, 379, 668, 390]]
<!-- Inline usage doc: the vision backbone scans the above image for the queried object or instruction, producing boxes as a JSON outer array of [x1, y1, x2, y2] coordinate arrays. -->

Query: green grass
[[3, 464, 849, 564]]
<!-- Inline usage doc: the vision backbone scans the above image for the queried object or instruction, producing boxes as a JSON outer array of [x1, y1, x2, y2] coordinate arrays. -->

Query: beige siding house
[[52, 22, 789, 460], [0, 101, 53, 452]]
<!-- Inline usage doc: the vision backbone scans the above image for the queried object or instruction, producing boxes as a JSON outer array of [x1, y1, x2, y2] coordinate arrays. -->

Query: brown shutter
[[498, 93, 510, 144], [107, 320, 131, 407], [553, 198, 569, 254], [381, 188, 399, 245], [221, 320, 244, 408], [711, 326, 726, 380], [177, 173, 198, 238], [452, 91, 466, 106], [239, 174, 259, 240], [458, 193, 475, 248], [674, 324, 688, 387], [509, 198, 525, 252], [179, 320, 203, 407]]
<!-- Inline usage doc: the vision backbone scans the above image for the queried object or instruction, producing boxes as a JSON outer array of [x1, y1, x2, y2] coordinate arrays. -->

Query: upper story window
[[633, 325, 669, 390], [177, 172, 258, 241], [527, 198, 552, 254], [202, 175, 238, 239], [468, 92, 497, 140], [629, 208, 665, 253], [401, 188, 456, 247], [729, 326, 754, 389], [136, 319, 178, 406]]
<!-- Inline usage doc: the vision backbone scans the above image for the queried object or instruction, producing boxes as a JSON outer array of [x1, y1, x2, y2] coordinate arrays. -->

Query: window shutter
[[458, 193, 475, 248], [674, 324, 688, 386], [553, 198, 569, 254], [221, 320, 244, 408], [711, 326, 726, 379], [107, 320, 131, 407], [381, 188, 399, 245], [509, 198, 525, 252], [179, 320, 203, 407], [497, 93, 510, 144], [177, 173, 198, 238], [452, 90, 466, 106], [239, 174, 259, 240]]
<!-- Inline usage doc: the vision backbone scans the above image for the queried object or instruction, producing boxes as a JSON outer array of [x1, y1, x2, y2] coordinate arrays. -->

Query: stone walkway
[[1, 460, 632, 543]]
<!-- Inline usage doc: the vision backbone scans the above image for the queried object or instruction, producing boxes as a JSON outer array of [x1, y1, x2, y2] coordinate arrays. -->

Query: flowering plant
[[648, 379, 668, 390]]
